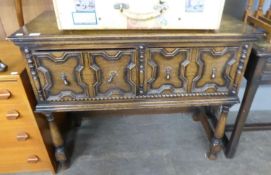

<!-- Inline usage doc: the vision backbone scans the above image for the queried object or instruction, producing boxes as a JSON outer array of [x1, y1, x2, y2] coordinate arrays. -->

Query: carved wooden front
[[192, 47, 240, 93], [33, 52, 88, 101], [89, 50, 137, 97], [29, 46, 244, 102], [146, 48, 190, 94]]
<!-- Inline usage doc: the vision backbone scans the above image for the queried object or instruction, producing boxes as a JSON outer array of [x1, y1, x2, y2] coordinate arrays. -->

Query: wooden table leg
[[225, 84, 259, 158], [225, 48, 266, 158], [44, 112, 68, 170], [207, 105, 231, 160]]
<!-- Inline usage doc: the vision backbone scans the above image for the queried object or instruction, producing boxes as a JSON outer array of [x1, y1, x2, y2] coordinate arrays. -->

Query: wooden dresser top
[[8, 11, 263, 44]]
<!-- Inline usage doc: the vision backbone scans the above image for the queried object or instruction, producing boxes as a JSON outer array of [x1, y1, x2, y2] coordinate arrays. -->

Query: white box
[[53, 0, 225, 30]]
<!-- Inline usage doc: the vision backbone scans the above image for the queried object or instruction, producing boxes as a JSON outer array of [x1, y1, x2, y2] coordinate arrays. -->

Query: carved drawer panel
[[32, 52, 89, 101], [89, 49, 137, 97], [146, 48, 190, 94], [192, 47, 240, 93], [32, 49, 137, 101], [30, 45, 246, 101]]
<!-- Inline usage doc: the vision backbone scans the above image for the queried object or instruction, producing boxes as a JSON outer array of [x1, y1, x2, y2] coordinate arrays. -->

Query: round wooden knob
[[6, 110, 20, 120], [27, 155, 39, 163], [16, 132, 29, 141], [0, 89, 11, 99]]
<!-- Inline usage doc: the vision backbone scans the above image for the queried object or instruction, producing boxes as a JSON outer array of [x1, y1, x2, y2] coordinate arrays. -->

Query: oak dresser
[[8, 11, 262, 168], [0, 41, 56, 174]]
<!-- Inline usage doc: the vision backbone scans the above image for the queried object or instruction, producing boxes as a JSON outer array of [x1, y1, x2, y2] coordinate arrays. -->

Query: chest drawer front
[[0, 147, 51, 173], [0, 126, 43, 148], [0, 81, 25, 105], [0, 104, 35, 128], [146, 48, 190, 94], [192, 47, 240, 93], [89, 49, 137, 97]]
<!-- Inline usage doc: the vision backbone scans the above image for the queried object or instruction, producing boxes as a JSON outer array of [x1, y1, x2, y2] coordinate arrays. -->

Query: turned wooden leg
[[44, 112, 68, 170], [207, 105, 230, 160], [205, 106, 220, 119]]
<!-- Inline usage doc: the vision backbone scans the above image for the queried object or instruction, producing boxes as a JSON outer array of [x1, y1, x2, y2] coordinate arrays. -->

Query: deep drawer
[[145, 47, 242, 94], [28, 45, 246, 102], [32, 49, 138, 101]]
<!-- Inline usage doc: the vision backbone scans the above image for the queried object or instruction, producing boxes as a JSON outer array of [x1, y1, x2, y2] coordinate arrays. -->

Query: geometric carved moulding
[[33, 52, 89, 101], [192, 47, 239, 93], [147, 48, 190, 94], [89, 50, 137, 97]]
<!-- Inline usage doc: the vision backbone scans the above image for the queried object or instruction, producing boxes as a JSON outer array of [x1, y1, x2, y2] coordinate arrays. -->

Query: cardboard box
[[53, 0, 225, 30]]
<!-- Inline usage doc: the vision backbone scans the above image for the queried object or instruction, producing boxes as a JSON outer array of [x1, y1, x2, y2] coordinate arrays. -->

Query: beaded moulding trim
[[47, 92, 229, 102]]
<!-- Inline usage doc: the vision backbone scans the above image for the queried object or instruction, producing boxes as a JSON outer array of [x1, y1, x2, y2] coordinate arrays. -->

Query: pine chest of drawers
[[0, 41, 55, 174], [9, 11, 262, 168]]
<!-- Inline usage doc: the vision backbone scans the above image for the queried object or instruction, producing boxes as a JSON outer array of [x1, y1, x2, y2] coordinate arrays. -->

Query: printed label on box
[[72, 12, 97, 25], [74, 0, 95, 12], [185, 0, 205, 12]]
